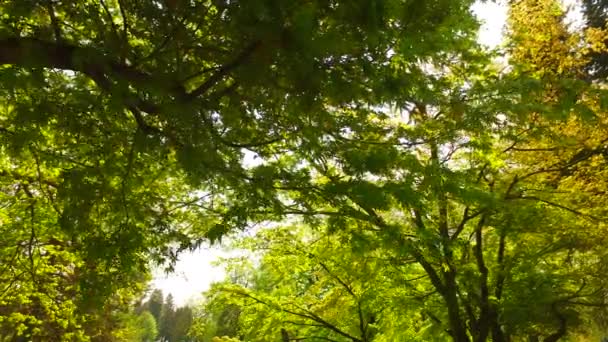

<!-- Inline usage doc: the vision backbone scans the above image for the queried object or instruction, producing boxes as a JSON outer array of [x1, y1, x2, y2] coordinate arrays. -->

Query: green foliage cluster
[[113, 310, 158, 342], [189, 1, 608, 341], [141, 289, 193, 342], [0, 0, 478, 338], [581, 0, 608, 79], [1, 0, 608, 341]]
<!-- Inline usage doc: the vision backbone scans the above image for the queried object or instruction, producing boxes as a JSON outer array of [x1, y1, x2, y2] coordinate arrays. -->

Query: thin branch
[[200, 104, 286, 148], [21, 185, 37, 282], [229, 289, 362, 342], [291, 337, 339, 342], [187, 40, 262, 99], [283, 321, 325, 328], [136, 15, 191, 64], [99, 0, 119, 41], [318, 262, 357, 298], [510, 147, 560, 152], [564, 300, 607, 307], [300, 308, 363, 342], [46, 0, 63, 42], [31, 147, 62, 215], [120, 128, 138, 228], [317, 261, 368, 339], [509, 195, 601, 221], [117, 0, 129, 40], [451, 207, 484, 241], [0, 169, 58, 188]]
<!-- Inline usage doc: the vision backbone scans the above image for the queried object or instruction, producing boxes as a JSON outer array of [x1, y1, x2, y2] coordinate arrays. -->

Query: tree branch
[[451, 207, 484, 241], [227, 289, 363, 342], [0, 169, 58, 188], [46, 0, 63, 42], [508, 195, 601, 221], [0, 36, 258, 107], [317, 261, 368, 340], [186, 40, 262, 100], [473, 214, 492, 342]]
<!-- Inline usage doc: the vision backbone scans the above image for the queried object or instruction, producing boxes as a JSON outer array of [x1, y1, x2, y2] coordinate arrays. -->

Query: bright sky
[[152, 0, 583, 307], [151, 244, 231, 306]]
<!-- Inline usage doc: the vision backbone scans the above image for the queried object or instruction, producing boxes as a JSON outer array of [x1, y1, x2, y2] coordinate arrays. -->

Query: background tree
[[169, 306, 194, 342], [582, 0, 608, 79], [145, 289, 165, 331], [140, 288, 194, 341], [113, 310, 158, 342], [160, 293, 176, 341]]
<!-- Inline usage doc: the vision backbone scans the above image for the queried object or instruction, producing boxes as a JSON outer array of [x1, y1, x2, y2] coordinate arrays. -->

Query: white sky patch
[[151, 244, 235, 307], [563, 0, 585, 30], [471, 0, 584, 49], [152, 0, 586, 307], [472, 0, 508, 49], [242, 148, 264, 168]]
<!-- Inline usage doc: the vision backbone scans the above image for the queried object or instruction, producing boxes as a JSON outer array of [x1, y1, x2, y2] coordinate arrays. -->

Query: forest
[[2, 0, 608, 341]]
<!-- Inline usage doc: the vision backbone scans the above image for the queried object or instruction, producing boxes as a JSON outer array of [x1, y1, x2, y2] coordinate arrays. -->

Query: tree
[[138, 311, 159, 342], [113, 310, 158, 342], [0, 0, 478, 338], [3, 0, 608, 340], [582, 0, 608, 79], [160, 293, 176, 341], [169, 306, 194, 342], [191, 1, 608, 340], [194, 225, 403, 341], [145, 289, 165, 330]]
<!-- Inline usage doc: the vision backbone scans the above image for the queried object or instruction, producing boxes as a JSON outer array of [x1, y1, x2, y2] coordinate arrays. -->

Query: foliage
[[0, 0, 478, 338], [191, 226, 439, 341], [192, 1, 608, 341], [581, 0, 608, 79], [2, 0, 608, 341], [113, 310, 158, 342], [141, 288, 194, 342], [145, 289, 165, 329]]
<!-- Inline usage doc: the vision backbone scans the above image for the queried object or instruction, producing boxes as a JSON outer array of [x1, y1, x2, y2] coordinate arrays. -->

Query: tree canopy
[[2, 0, 608, 341]]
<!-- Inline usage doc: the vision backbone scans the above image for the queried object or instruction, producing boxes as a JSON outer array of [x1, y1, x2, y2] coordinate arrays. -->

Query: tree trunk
[[491, 319, 507, 342], [543, 309, 567, 342], [444, 271, 470, 342], [281, 328, 290, 342]]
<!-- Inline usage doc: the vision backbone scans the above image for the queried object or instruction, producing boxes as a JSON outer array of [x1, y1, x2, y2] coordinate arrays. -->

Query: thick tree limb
[[0, 36, 281, 151], [0, 36, 257, 105], [508, 195, 601, 221], [543, 303, 567, 342], [0, 37, 170, 92], [0, 169, 58, 188]]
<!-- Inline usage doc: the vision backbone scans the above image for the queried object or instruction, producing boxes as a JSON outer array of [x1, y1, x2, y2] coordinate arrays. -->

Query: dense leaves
[[190, 1, 608, 341], [141, 289, 193, 342], [582, 0, 608, 79], [2, 0, 608, 341], [0, 0, 479, 338]]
